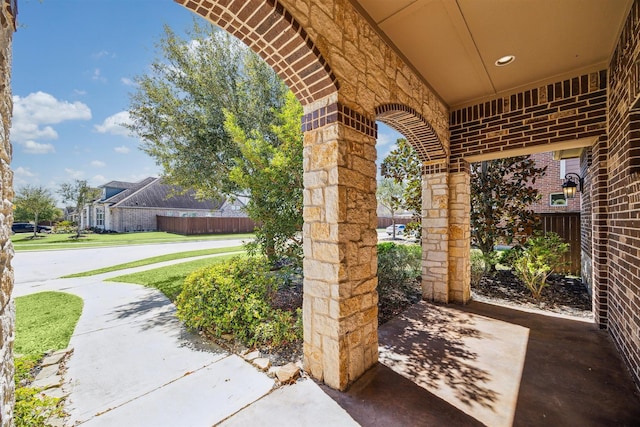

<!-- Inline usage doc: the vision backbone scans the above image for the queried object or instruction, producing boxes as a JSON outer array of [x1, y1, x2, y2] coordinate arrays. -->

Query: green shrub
[[377, 242, 421, 290], [498, 245, 524, 269], [14, 356, 65, 427], [512, 232, 569, 301], [470, 250, 485, 286], [175, 257, 301, 348]]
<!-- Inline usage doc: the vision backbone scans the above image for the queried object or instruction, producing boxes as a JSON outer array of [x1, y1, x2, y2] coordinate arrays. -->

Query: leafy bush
[[14, 356, 65, 427], [470, 250, 486, 286], [498, 245, 524, 269], [377, 242, 421, 292], [512, 232, 569, 301], [175, 257, 301, 348], [53, 220, 75, 234]]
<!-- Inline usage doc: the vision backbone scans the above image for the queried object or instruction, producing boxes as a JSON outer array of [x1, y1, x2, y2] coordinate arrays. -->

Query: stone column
[[302, 104, 378, 391], [0, 3, 15, 425], [448, 171, 471, 303], [421, 169, 450, 302]]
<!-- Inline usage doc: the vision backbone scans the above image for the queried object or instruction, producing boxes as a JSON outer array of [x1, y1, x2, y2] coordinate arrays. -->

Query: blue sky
[[11, 0, 401, 205]]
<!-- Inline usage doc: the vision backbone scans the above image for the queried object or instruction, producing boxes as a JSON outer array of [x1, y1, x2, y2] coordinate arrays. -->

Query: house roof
[[103, 177, 224, 211], [100, 180, 139, 190], [102, 177, 157, 204]]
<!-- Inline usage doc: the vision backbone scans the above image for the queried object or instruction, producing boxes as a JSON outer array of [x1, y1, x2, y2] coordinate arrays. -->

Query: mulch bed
[[472, 270, 592, 318]]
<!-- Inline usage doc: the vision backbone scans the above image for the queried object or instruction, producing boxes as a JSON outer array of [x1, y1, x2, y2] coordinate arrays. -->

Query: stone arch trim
[[175, 0, 339, 105], [376, 103, 447, 164]]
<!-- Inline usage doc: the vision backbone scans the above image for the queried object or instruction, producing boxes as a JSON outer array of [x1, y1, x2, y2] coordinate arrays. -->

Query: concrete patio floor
[[324, 300, 640, 427]]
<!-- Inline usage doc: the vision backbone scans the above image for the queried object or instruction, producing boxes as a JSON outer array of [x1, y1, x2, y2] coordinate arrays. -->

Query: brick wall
[[607, 0, 640, 388], [450, 70, 609, 325], [580, 148, 593, 294], [0, 1, 16, 425], [450, 70, 607, 173], [529, 152, 581, 214]]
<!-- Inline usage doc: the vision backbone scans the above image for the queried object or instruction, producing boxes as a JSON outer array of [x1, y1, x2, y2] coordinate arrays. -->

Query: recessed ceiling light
[[495, 55, 515, 66]]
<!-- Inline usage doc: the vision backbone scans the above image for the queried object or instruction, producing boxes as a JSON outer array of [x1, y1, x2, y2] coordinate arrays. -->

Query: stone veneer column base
[[302, 119, 378, 391], [448, 171, 471, 303], [421, 172, 449, 302]]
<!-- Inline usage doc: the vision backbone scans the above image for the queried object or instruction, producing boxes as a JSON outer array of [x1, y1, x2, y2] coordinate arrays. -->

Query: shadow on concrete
[[378, 304, 499, 410], [462, 301, 640, 426], [326, 300, 640, 426], [111, 291, 177, 331], [321, 363, 484, 427]]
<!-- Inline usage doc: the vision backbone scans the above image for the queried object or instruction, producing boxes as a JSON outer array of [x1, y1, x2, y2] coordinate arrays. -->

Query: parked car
[[386, 224, 406, 235], [11, 222, 52, 234]]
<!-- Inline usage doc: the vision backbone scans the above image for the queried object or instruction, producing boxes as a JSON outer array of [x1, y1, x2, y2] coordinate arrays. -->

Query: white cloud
[[114, 145, 130, 154], [64, 168, 84, 179], [92, 50, 112, 59], [14, 166, 35, 177], [19, 140, 56, 154], [121, 77, 136, 86], [92, 68, 107, 83], [90, 160, 106, 168], [11, 92, 92, 143], [95, 111, 133, 137], [74, 89, 87, 96], [91, 175, 108, 185]]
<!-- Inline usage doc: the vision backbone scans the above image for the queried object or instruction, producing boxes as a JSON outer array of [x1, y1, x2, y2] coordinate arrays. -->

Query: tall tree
[[58, 180, 100, 238], [377, 177, 405, 239], [224, 91, 303, 262], [127, 21, 287, 201], [380, 138, 422, 235], [470, 156, 547, 270], [13, 185, 56, 238], [128, 21, 305, 261]]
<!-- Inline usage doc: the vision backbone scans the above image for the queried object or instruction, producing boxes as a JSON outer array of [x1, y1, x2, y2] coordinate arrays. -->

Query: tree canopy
[[127, 21, 303, 261], [58, 180, 101, 238], [13, 185, 57, 238], [224, 91, 303, 262], [470, 156, 547, 269], [380, 138, 422, 235], [127, 22, 288, 202]]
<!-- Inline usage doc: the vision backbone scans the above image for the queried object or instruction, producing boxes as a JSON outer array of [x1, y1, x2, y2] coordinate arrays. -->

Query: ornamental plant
[[512, 232, 569, 302], [175, 256, 301, 347]]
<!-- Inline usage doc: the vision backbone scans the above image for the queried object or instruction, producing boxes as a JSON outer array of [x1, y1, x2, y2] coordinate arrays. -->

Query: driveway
[[12, 238, 248, 285]]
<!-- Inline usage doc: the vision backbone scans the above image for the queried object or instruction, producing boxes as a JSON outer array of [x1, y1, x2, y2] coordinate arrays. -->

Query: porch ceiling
[[352, 0, 632, 109]]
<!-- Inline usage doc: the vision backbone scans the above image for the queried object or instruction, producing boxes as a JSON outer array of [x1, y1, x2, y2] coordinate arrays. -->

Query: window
[[96, 208, 104, 226], [550, 193, 567, 206]]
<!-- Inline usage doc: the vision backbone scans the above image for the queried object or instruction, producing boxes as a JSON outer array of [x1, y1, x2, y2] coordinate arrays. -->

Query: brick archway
[[174, 0, 452, 391], [175, 0, 338, 106], [376, 103, 447, 163]]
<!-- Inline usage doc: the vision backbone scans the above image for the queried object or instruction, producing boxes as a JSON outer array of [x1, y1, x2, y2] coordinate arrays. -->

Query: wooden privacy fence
[[538, 212, 581, 275], [157, 216, 256, 235]]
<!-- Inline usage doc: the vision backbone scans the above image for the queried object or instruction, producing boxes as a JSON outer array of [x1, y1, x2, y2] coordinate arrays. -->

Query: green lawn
[[15, 292, 83, 359], [107, 254, 244, 301], [11, 231, 254, 251], [61, 246, 245, 278]]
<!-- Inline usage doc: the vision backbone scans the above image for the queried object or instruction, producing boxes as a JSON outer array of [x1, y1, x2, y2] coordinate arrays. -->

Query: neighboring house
[[80, 177, 246, 232], [529, 152, 581, 213]]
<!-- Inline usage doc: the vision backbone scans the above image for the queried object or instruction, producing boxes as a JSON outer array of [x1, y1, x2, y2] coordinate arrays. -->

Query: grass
[[11, 231, 255, 251], [107, 253, 244, 301], [15, 292, 84, 359], [14, 292, 82, 426], [61, 246, 245, 278]]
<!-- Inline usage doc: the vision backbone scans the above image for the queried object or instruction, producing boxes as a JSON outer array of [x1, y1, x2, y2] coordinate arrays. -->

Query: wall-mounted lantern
[[562, 173, 584, 199]]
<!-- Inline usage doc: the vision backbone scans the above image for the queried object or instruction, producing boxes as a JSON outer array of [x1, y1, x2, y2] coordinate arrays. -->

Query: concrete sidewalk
[[66, 279, 357, 426], [18, 264, 357, 426]]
